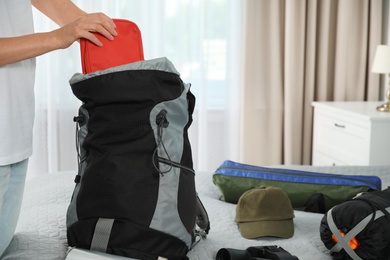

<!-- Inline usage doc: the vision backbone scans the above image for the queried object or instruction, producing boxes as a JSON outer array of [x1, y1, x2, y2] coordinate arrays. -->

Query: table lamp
[[372, 45, 390, 112]]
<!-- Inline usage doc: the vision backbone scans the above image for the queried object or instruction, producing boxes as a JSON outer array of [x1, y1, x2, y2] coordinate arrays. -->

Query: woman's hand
[[53, 12, 118, 48]]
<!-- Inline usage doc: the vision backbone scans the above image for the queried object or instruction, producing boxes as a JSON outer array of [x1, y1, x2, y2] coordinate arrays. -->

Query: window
[[30, 0, 242, 176]]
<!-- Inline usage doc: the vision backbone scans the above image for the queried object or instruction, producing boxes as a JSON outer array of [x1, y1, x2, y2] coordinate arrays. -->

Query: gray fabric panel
[[149, 82, 192, 248], [90, 218, 115, 252], [66, 107, 89, 228], [151, 82, 190, 165], [69, 57, 180, 85]]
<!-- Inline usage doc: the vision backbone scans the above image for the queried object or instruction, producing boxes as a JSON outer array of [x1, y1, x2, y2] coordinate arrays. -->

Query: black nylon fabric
[[67, 218, 189, 259], [67, 68, 196, 259], [320, 189, 390, 260]]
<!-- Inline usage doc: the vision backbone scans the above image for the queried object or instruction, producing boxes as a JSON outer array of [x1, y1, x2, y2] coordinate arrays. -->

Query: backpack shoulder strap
[[192, 195, 210, 249]]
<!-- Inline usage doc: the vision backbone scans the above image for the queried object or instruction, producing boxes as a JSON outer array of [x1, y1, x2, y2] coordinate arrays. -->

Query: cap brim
[[239, 219, 294, 239]]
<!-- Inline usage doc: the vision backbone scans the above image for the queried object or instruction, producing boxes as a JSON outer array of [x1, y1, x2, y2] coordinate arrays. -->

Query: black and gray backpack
[[66, 57, 210, 259]]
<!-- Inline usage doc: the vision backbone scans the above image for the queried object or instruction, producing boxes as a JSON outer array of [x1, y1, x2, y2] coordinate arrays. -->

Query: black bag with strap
[[320, 188, 390, 260]]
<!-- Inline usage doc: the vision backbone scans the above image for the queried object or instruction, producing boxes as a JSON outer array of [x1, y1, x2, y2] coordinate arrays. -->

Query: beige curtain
[[240, 0, 383, 166]]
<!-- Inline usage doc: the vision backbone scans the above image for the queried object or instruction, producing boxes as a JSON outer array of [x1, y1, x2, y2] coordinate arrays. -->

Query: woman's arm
[[31, 0, 117, 44], [0, 32, 63, 66], [0, 0, 117, 66], [31, 0, 87, 27]]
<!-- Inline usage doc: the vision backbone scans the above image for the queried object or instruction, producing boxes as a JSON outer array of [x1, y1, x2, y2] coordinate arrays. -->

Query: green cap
[[235, 186, 294, 239]]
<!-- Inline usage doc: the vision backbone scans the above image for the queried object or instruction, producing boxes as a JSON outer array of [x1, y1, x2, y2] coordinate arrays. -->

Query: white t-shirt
[[0, 0, 36, 165]]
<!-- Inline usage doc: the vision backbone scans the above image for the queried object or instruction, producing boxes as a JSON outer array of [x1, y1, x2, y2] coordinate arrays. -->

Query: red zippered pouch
[[80, 19, 144, 74]]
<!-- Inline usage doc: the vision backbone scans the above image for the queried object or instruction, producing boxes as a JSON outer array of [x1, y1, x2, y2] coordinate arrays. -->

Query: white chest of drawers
[[312, 101, 390, 166]]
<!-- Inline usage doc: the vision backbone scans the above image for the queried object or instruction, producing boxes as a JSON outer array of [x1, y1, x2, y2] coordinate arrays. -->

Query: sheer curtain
[[28, 0, 242, 178]]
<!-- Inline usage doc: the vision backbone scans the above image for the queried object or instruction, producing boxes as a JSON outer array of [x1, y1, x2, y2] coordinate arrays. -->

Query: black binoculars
[[216, 245, 299, 260]]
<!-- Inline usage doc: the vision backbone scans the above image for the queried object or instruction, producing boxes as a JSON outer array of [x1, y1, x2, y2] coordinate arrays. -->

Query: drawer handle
[[334, 123, 345, 128]]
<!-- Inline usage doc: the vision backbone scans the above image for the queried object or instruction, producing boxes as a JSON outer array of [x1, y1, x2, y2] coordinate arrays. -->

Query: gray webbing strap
[[327, 206, 390, 259], [327, 208, 362, 260], [90, 218, 115, 252]]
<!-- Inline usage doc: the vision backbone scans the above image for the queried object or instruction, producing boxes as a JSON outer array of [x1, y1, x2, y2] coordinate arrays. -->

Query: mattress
[[1, 165, 390, 260]]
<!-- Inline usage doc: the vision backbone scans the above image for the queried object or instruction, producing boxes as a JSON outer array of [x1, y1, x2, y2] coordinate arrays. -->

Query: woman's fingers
[[79, 13, 118, 40], [56, 12, 118, 48]]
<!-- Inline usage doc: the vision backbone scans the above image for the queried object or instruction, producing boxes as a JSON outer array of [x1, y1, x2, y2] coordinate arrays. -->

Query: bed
[[1, 165, 390, 260]]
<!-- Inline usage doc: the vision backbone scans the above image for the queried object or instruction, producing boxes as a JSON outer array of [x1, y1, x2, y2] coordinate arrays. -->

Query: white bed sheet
[[1, 165, 389, 260]]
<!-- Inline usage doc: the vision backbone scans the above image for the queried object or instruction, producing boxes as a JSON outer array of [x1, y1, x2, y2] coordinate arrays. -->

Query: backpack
[[66, 57, 210, 259]]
